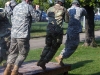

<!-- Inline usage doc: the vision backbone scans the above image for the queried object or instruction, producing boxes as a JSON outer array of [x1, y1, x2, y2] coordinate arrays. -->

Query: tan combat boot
[[3, 64, 12, 75], [55, 55, 64, 66], [11, 65, 19, 75]]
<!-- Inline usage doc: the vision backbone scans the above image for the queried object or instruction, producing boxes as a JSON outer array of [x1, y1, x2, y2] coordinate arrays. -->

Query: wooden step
[[0, 60, 71, 75]]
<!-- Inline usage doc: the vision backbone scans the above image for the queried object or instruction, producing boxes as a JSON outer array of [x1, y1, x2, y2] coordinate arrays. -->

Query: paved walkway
[[30, 30, 100, 49]]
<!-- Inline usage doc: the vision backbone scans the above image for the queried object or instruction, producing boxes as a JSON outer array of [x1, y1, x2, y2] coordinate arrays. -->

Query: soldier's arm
[[29, 5, 41, 22], [4, 4, 13, 17]]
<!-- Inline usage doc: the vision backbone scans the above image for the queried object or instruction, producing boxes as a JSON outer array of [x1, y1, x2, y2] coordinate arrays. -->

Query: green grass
[[25, 40, 100, 75], [1, 40, 100, 75], [0, 38, 100, 75], [30, 21, 100, 38], [30, 22, 68, 38]]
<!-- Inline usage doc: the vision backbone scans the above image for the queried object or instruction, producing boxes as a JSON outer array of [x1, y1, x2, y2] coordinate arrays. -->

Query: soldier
[[0, 0, 17, 67], [0, 8, 11, 65], [3, 0, 36, 75], [37, 0, 69, 70], [55, 0, 87, 65]]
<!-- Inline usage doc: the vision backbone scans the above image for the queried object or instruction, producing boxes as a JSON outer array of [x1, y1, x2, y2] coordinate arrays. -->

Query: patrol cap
[[71, 0, 80, 5]]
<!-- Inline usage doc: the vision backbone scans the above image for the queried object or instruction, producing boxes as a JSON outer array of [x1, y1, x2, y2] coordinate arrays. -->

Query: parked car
[[32, 10, 48, 22], [40, 11, 48, 22], [94, 14, 100, 21], [0, 8, 4, 12]]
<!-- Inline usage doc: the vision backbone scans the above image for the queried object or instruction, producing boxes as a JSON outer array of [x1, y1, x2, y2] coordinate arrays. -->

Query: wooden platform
[[0, 60, 71, 75]]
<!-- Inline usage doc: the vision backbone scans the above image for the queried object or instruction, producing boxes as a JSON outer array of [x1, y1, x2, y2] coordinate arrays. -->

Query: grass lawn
[[30, 22, 68, 38], [25, 40, 100, 75], [30, 21, 100, 38]]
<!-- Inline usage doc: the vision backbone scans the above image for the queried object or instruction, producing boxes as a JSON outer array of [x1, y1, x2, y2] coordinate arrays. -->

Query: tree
[[80, 0, 100, 47]]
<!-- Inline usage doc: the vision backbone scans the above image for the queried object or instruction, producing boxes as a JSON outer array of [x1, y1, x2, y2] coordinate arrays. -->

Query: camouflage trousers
[[0, 36, 11, 63], [7, 38, 30, 67], [39, 23, 63, 63], [60, 33, 80, 58]]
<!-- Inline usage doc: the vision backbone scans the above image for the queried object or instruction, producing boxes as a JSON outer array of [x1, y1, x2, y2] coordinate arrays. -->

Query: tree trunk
[[83, 5, 97, 47]]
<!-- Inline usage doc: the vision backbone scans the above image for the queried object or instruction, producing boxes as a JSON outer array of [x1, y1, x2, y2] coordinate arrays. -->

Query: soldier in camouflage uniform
[[37, 0, 69, 70], [55, 0, 87, 65], [4, 0, 36, 75], [0, 8, 11, 65], [0, 0, 17, 67]]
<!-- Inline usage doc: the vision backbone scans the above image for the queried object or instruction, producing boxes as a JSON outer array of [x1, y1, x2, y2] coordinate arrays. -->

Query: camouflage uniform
[[0, 8, 11, 63], [7, 0, 36, 67], [59, 1, 87, 58], [38, 3, 68, 64]]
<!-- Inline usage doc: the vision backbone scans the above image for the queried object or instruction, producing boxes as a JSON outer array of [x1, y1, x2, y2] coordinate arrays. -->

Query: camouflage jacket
[[67, 5, 87, 34], [47, 4, 68, 28], [11, 1, 36, 39]]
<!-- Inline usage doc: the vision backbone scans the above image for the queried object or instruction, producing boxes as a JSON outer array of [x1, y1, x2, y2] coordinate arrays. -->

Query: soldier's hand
[[5, 1, 11, 6]]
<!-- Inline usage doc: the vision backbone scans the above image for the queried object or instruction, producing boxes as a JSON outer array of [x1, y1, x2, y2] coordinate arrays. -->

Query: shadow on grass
[[68, 60, 93, 75], [68, 60, 100, 75], [71, 60, 93, 70]]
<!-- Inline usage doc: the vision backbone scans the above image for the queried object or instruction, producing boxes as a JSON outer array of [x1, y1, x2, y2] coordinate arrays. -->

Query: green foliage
[[43, 2, 50, 11], [0, 0, 100, 9], [0, 0, 4, 7], [16, 0, 21, 3], [33, 0, 40, 5], [0, 0, 8, 7], [66, 0, 100, 7]]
